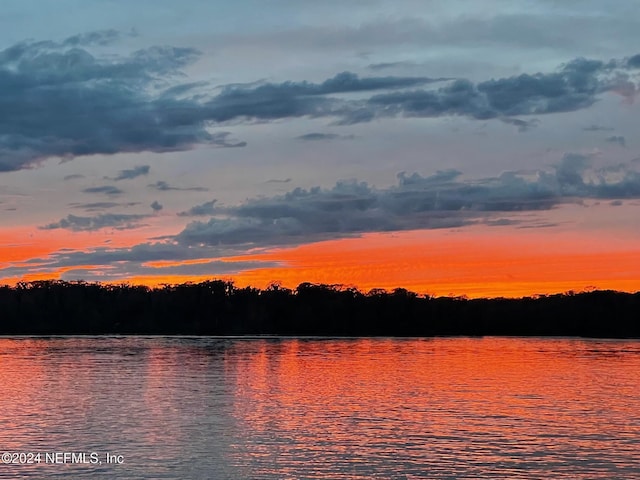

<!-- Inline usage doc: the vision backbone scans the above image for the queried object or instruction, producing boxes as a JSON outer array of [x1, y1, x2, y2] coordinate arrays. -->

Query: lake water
[[0, 337, 638, 479]]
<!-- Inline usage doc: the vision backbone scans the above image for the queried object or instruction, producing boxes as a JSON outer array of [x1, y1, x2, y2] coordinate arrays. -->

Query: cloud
[[150, 200, 163, 212], [0, 241, 279, 282], [266, 178, 291, 184], [297, 133, 340, 141], [63, 174, 85, 180], [554, 153, 591, 189], [148, 181, 208, 192], [40, 213, 148, 231], [177, 158, 640, 248], [55, 259, 276, 283], [200, 71, 444, 125], [583, 124, 614, 131], [20, 243, 227, 267], [109, 165, 150, 181], [627, 54, 640, 68], [367, 61, 415, 71], [70, 201, 139, 211], [0, 34, 223, 171], [342, 56, 640, 124], [605, 135, 626, 147], [178, 200, 217, 217], [62, 29, 130, 47], [7, 156, 640, 281], [82, 186, 123, 195], [208, 131, 247, 148], [296, 133, 355, 141], [1, 29, 638, 171], [500, 117, 539, 132], [118, 260, 271, 277], [486, 218, 521, 227]]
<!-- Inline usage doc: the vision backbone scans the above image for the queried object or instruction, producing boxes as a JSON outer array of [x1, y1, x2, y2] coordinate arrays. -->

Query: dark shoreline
[[1, 280, 638, 338]]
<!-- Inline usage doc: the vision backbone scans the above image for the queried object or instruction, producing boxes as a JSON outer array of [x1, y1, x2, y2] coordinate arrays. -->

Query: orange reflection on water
[[0, 340, 50, 452], [1, 337, 639, 478], [225, 338, 640, 478], [0, 339, 174, 472]]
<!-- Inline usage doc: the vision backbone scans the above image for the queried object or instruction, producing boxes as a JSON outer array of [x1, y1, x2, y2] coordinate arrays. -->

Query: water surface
[[0, 337, 638, 478]]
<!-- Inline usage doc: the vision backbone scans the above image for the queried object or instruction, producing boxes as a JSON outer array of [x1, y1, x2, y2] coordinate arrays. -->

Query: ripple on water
[[0, 336, 639, 479]]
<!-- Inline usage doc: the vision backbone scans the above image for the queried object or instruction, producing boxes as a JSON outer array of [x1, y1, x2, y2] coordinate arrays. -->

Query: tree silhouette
[[0, 280, 637, 337]]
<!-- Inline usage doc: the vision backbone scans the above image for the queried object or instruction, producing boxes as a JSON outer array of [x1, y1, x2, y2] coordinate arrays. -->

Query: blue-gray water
[[0, 337, 639, 479]]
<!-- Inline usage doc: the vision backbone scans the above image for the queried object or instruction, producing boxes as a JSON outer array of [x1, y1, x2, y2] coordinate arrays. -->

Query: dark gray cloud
[[1, 29, 638, 171], [63, 174, 85, 180], [178, 200, 217, 217], [0, 241, 278, 282], [40, 213, 148, 231], [343, 56, 639, 124], [0, 34, 227, 171], [0, 43, 435, 169], [208, 131, 247, 148], [57, 259, 276, 282], [177, 157, 640, 248], [7, 155, 640, 281], [361, 63, 608, 123], [627, 54, 640, 68], [109, 165, 150, 181], [368, 61, 415, 71], [148, 181, 208, 192], [500, 117, 539, 132], [62, 29, 130, 47], [266, 178, 291, 184], [605, 135, 626, 147], [214, 71, 444, 102], [150, 200, 163, 212], [83, 185, 123, 195], [485, 218, 521, 227], [296, 133, 355, 141], [583, 124, 613, 131], [298, 133, 340, 141], [70, 201, 139, 211], [554, 153, 590, 191], [20, 243, 227, 268], [200, 71, 445, 125]]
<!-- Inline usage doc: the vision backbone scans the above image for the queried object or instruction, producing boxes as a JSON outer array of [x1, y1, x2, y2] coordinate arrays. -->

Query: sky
[[0, 0, 639, 297]]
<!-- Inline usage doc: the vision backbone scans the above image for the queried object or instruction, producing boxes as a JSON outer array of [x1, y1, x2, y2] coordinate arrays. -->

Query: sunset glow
[[228, 227, 640, 297], [1, 222, 639, 298], [0, 2, 638, 297]]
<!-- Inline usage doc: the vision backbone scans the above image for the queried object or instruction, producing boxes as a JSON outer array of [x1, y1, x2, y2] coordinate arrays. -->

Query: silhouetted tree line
[[0, 280, 638, 337]]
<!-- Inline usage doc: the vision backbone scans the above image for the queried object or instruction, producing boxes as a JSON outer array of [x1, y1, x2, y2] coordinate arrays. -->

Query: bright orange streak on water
[[1, 338, 639, 478], [226, 338, 640, 478]]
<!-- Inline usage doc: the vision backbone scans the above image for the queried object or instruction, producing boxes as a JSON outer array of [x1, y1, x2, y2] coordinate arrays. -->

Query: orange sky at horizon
[[1, 224, 639, 299], [0, 226, 157, 263], [116, 226, 640, 298], [226, 227, 640, 298]]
